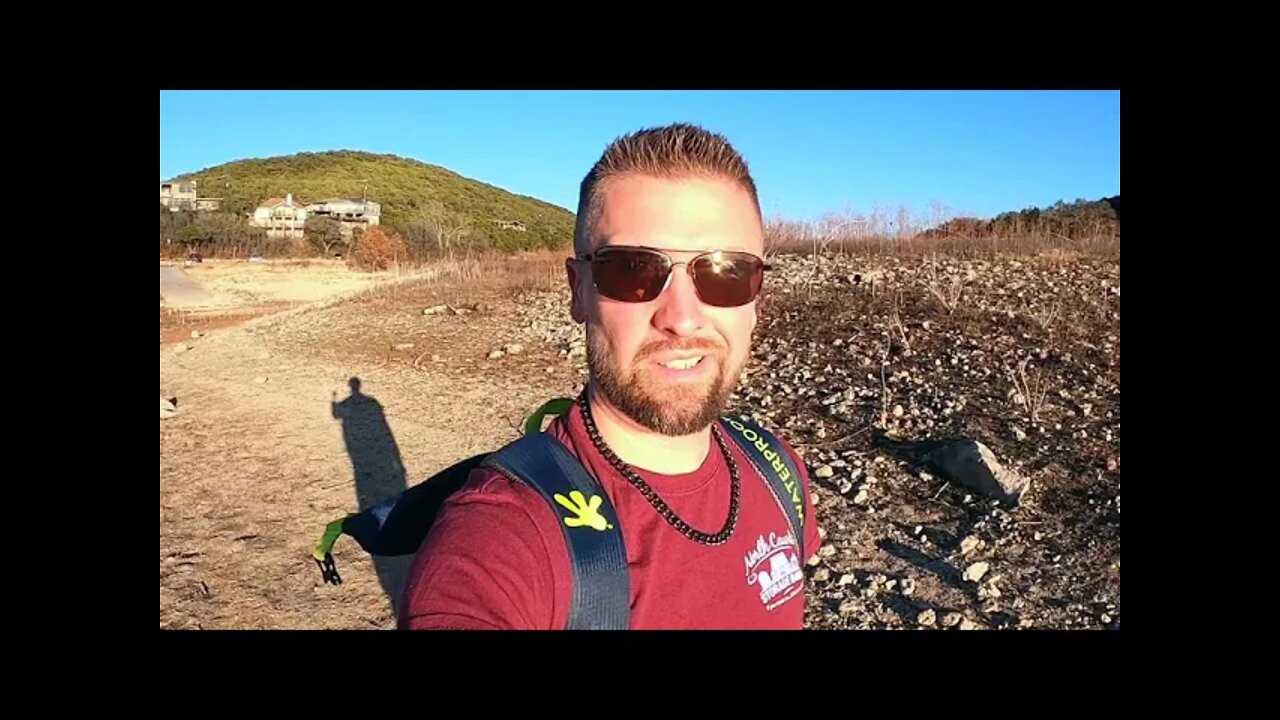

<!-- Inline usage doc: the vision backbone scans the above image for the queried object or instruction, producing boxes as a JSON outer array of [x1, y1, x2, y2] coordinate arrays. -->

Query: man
[[399, 123, 821, 629]]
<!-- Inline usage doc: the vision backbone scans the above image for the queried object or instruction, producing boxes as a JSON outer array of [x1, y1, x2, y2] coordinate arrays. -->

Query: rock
[[254, 376, 269, 384], [900, 578, 916, 596], [964, 562, 990, 583], [393, 342, 415, 351], [941, 612, 963, 628], [838, 573, 856, 587], [959, 619, 979, 631], [917, 609, 936, 627], [813, 568, 830, 583], [853, 489, 869, 505], [925, 439, 1029, 505], [190, 330, 203, 339], [504, 344, 524, 355], [838, 599, 860, 616], [488, 350, 505, 360], [815, 465, 835, 479], [160, 396, 177, 419], [818, 544, 837, 559], [423, 305, 448, 315], [978, 577, 1002, 599], [893, 404, 905, 418], [960, 535, 981, 556]]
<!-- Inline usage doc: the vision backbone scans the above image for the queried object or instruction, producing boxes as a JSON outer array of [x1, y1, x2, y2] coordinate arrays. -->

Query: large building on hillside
[[304, 198, 381, 238], [160, 180, 222, 212], [250, 193, 309, 239]]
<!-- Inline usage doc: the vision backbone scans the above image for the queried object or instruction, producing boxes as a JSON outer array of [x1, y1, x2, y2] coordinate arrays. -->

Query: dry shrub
[[349, 226, 409, 271]]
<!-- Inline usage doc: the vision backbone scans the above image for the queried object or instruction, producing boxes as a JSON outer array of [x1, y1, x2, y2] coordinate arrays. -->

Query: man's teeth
[[663, 356, 703, 370]]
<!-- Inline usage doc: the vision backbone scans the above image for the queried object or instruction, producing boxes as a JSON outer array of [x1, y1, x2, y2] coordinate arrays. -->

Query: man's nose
[[651, 264, 707, 336]]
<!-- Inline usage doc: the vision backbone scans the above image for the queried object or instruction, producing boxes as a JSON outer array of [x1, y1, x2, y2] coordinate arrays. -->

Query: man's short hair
[[573, 123, 762, 255]]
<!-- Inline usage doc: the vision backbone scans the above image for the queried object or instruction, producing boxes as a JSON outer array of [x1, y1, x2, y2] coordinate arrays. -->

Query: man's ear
[[566, 258, 587, 324]]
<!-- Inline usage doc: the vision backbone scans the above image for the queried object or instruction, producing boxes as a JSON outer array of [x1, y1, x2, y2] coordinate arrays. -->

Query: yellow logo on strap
[[554, 490, 614, 531]]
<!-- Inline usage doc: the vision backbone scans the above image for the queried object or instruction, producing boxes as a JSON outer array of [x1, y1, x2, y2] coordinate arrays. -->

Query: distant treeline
[[919, 196, 1120, 239]]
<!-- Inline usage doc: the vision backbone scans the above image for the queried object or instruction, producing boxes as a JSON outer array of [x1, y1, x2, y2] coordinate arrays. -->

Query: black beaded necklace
[[577, 392, 740, 545]]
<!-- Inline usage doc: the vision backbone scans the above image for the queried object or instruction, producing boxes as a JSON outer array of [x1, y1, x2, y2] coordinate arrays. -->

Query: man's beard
[[587, 328, 743, 436]]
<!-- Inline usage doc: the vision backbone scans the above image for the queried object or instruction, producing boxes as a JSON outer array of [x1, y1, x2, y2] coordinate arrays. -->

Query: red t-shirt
[[399, 401, 822, 630]]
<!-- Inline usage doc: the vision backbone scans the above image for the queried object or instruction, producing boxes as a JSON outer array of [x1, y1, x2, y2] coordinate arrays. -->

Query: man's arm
[[398, 470, 568, 630]]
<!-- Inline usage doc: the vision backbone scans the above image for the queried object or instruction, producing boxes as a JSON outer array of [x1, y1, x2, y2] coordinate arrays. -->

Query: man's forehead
[[592, 235, 758, 254], [591, 181, 761, 249]]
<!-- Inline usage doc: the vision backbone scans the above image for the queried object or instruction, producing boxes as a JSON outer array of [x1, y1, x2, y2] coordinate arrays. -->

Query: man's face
[[568, 174, 764, 436]]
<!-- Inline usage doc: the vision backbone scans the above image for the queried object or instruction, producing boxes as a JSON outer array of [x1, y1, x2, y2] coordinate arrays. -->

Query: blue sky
[[160, 90, 1119, 222]]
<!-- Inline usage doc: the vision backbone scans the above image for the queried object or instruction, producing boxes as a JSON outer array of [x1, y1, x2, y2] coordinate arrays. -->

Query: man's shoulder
[[417, 451, 573, 569], [404, 449, 574, 630], [449, 460, 553, 510], [443, 433, 588, 518]]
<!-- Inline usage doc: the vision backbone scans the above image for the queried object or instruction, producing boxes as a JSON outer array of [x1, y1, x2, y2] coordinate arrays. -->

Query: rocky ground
[[513, 250, 1121, 630], [161, 248, 1119, 630]]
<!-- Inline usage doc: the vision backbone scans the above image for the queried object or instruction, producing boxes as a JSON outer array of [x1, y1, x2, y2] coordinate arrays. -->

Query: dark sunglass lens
[[691, 252, 764, 307], [594, 249, 671, 302]]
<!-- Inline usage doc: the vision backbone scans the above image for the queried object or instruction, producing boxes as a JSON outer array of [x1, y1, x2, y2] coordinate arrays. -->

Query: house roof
[[258, 196, 307, 209], [311, 197, 372, 205]]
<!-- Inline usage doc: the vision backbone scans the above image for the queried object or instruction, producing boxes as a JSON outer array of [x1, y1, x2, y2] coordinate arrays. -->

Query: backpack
[[311, 398, 807, 629]]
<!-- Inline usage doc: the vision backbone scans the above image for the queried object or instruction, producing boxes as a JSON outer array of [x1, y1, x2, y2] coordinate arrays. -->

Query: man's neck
[[585, 385, 711, 475]]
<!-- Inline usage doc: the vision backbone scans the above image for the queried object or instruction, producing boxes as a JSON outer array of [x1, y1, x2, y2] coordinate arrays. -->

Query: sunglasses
[[577, 246, 769, 308]]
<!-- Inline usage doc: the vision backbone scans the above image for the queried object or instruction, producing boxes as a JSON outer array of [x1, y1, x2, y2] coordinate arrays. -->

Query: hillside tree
[[306, 216, 344, 256]]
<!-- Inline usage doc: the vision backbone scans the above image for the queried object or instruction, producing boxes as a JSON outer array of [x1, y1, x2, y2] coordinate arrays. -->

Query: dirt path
[[159, 270, 579, 630]]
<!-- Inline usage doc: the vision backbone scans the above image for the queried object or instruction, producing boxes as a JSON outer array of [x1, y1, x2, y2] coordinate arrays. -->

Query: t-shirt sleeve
[[398, 469, 569, 630]]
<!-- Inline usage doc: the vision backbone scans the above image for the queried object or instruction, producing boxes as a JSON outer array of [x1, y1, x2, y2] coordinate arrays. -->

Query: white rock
[[964, 562, 990, 583]]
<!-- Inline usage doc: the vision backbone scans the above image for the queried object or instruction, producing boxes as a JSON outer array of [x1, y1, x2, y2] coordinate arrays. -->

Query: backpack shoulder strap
[[720, 415, 808, 562], [483, 432, 630, 630]]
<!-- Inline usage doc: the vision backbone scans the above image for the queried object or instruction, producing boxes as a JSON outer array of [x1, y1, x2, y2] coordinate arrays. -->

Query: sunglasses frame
[[575, 245, 771, 307]]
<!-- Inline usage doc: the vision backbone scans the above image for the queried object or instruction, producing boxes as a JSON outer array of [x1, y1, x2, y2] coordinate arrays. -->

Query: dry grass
[[889, 291, 911, 355], [1006, 358, 1052, 424], [765, 216, 1119, 261], [372, 248, 567, 301]]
